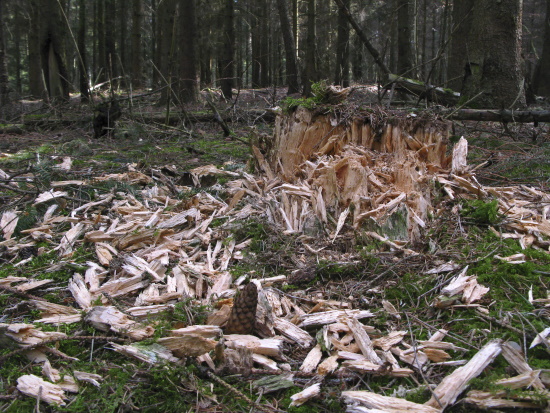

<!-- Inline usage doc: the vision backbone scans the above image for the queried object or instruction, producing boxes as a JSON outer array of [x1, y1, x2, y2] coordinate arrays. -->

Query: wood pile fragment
[[1, 107, 550, 410]]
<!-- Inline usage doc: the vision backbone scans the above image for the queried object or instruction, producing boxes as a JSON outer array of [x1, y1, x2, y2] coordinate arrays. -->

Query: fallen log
[[442, 108, 550, 123]]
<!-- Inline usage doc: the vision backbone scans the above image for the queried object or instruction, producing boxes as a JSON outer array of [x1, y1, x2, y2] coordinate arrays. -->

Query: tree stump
[[265, 107, 451, 244]]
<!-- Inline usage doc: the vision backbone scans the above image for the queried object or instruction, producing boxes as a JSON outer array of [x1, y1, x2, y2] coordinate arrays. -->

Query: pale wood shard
[[1, 323, 67, 345], [84, 306, 154, 341], [73, 371, 103, 388], [273, 317, 315, 347], [1, 210, 18, 240], [298, 309, 374, 328], [451, 137, 468, 175], [392, 347, 429, 370], [423, 348, 452, 362], [31, 300, 82, 324], [342, 390, 440, 413], [463, 390, 545, 410], [126, 304, 175, 317], [501, 341, 546, 390], [345, 317, 383, 365], [252, 353, 280, 371], [0, 276, 27, 286], [68, 273, 92, 310], [110, 342, 180, 364], [15, 279, 53, 292], [170, 325, 222, 339], [317, 355, 339, 376], [289, 383, 321, 407], [17, 374, 67, 406], [342, 359, 414, 377], [371, 331, 406, 351], [300, 344, 323, 373], [34, 190, 68, 205], [56, 222, 86, 257], [96, 275, 149, 298], [530, 327, 550, 349], [224, 334, 283, 358], [426, 339, 502, 409], [158, 335, 217, 357], [496, 370, 546, 389]]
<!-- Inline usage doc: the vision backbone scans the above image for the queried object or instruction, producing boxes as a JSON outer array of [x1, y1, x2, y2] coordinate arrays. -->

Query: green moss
[[460, 199, 501, 225]]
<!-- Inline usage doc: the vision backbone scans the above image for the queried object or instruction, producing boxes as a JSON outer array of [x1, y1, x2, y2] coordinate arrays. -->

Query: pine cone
[[224, 282, 258, 334]]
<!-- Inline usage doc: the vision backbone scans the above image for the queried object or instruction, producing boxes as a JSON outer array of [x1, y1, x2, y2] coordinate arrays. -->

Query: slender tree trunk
[[105, 0, 117, 82], [77, 0, 89, 101], [39, 0, 70, 101], [303, 0, 317, 96], [179, 0, 199, 103], [462, 0, 525, 108], [533, 0, 550, 97], [276, 0, 300, 94], [334, 0, 350, 86], [447, 0, 473, 90], [158, 0, 176, 105], [0, 0, 9, 117], [397, 0, 413, 76], [118, 1, 128, 85], [29, 0, 46, 98], [219, 0, 234, 99], [97, 0, 106, 82], [251, 0, 265, 87], [131, 0, 143, 88], [13, 3, 22, 95]]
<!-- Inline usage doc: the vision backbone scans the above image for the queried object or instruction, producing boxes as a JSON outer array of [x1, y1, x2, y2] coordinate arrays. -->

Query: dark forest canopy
[[0, 0, 549, 112]]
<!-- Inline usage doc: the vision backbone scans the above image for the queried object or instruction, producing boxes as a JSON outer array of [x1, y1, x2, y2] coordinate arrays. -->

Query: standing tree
[[219, 0, 234, 100], [28, 0, 47, 98], [447, 0, 474, 91], [0, 0, 9, 117], [461, 0, 525, 108], [131, 0, 143, 88], [533, 0, 550, 97], [38, 0, 70, 101], [302, 0, 317, 96], [334, 0, 350, 87], [77, 0, 89, 101], [157, 0, 176, 105], [179, 0, 199, 103], [396, 0, 413, 76], [276, 0, 300, 94]]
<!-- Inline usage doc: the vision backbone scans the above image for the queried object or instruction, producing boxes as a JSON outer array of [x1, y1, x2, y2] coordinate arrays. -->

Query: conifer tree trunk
[[303, 0, 317, 96], [28, 0, 47, 98], [97, 0, 106, 82], [219, 0, 234, 100], [462, 0, 525, 108], [158, 0, 176, 105], [179, 0, 199, 103], [276, 0, 300, 94], [334, 0, 350, 87], [77, 0, 89, 101], [131, 0, 143, 88], [397, 0, 413, 76], [533, 0, 550, 97], [0, 0, 8, 117]]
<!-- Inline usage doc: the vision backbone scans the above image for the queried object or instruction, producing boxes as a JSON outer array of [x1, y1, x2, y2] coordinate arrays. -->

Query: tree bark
[[131, 0, 143, 88], [397, 0, 413, 76], [334, 0, 350, 87], [302, 0, 317, 96], [533, 0, 550, 97], [0, 0, 9, 117], [276, 0, 300, 94], [178, 0, 199, 103], [39, 0, 70, 101], [219, 0, 234, 100], [158, 0, 176, 106], [28, 0, 47, 98], [77, 0, 89, 101], [461, 0, 525, 108], [447, 0, 474, 91], [97, 0, 106, 82]]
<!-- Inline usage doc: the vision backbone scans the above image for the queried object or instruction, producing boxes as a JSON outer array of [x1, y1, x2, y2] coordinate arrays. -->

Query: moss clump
[[461, 199, 500, 225]]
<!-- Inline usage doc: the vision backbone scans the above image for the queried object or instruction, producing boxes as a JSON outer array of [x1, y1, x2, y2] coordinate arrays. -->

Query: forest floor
[[1, 85, 550, 412]]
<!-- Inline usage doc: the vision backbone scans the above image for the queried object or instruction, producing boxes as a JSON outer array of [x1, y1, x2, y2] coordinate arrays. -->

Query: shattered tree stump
[[264, 106, 451, 244]]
